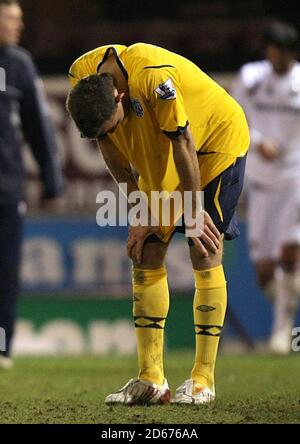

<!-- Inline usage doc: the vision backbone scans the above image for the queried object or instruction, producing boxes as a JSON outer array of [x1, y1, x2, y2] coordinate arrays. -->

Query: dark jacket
[[0, 45, 63, 204]]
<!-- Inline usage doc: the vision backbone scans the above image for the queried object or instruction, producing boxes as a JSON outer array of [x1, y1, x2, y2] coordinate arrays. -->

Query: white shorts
[[247, 180, 300, 261]]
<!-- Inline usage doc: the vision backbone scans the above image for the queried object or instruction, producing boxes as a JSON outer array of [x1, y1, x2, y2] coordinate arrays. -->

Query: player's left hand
[[127, 224, 163, 265], [188, 211, 220, 257]]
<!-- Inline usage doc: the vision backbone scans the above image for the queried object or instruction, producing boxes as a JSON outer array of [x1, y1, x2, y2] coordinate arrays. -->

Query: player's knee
[[132, 242, 167, 269], [189, 240, 224, 271], [194, 255, 222, 271]]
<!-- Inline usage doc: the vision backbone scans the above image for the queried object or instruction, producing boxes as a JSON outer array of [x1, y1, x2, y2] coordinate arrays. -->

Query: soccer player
[[66, 43, 249, 404], [232, 22, 300, 354], [0, 0, 63, 368]]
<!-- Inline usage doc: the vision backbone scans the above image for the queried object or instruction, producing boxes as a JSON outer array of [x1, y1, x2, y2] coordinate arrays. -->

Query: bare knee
[[190, 236, 224, 270], [132, 241, 168, 269]]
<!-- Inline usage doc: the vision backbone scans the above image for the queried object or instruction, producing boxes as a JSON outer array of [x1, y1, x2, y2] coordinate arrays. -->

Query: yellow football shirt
[[69, 43, 249, 238]]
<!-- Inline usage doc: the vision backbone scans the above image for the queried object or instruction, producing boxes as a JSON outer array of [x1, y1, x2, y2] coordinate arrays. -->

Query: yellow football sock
[[191, 265, 227, 390], [132, 267, 170, 385]]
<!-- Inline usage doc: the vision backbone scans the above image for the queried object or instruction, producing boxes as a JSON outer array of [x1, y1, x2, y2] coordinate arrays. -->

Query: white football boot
[[172, 379, 215, 405], [268, 325, 291, 355], [105, 378, 171, 405]]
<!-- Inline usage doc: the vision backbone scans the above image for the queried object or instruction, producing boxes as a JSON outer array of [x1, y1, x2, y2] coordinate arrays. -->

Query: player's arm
[[138, 67, 220, 256], [171, 127, 201, 216], [97, 135, 139, 196], [171, 128, 220, 257], [98, 136, 162, 264]]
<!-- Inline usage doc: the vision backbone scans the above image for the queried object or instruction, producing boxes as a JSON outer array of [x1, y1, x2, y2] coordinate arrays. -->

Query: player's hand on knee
[[127, 225, 162, 265], [188, 211, 220, 257]]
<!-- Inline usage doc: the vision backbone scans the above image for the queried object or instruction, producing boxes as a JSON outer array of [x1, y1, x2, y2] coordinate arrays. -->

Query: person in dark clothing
[[0, 0, 63, 368]]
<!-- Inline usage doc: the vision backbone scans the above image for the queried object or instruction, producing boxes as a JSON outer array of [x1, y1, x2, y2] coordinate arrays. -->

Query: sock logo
[[197, 305, 216, 312], [133, 270, 145, 284], [200, 271, 211, 279]]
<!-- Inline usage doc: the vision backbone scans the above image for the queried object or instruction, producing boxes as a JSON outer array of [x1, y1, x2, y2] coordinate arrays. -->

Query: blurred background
[[13, 0, 300, 356]]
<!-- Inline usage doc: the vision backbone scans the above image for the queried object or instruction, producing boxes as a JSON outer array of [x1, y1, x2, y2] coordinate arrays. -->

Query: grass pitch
[[0, 352, 299, 424]]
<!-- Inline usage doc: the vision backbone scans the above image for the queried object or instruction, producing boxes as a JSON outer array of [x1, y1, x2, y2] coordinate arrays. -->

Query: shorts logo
[[155, 78, 176, 100], [130, 99, 144, 117]]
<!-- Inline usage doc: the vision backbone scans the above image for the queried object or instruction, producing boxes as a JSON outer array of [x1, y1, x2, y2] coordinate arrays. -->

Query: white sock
[[272, 267, 300, 337]]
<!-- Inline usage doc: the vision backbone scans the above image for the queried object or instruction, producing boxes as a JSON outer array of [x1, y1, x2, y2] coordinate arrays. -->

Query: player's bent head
[[66, 73, 118, 139], [264, 21, 299, 53]]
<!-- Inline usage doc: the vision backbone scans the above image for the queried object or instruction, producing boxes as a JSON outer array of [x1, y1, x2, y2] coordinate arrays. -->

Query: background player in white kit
[[232, 22, 300, 354]]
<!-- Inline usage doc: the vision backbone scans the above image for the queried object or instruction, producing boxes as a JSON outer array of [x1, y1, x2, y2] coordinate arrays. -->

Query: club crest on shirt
[[130, 98, 144, 117], [155, 78, 176, 100]]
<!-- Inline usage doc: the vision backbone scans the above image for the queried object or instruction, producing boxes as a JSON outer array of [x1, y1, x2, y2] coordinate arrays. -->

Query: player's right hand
[[127, 224, 163, 265], [256, 139, 279, 161]]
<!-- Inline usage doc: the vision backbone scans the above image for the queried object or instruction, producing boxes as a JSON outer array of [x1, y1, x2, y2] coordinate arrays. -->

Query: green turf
[[0, 352, 299, 424]]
